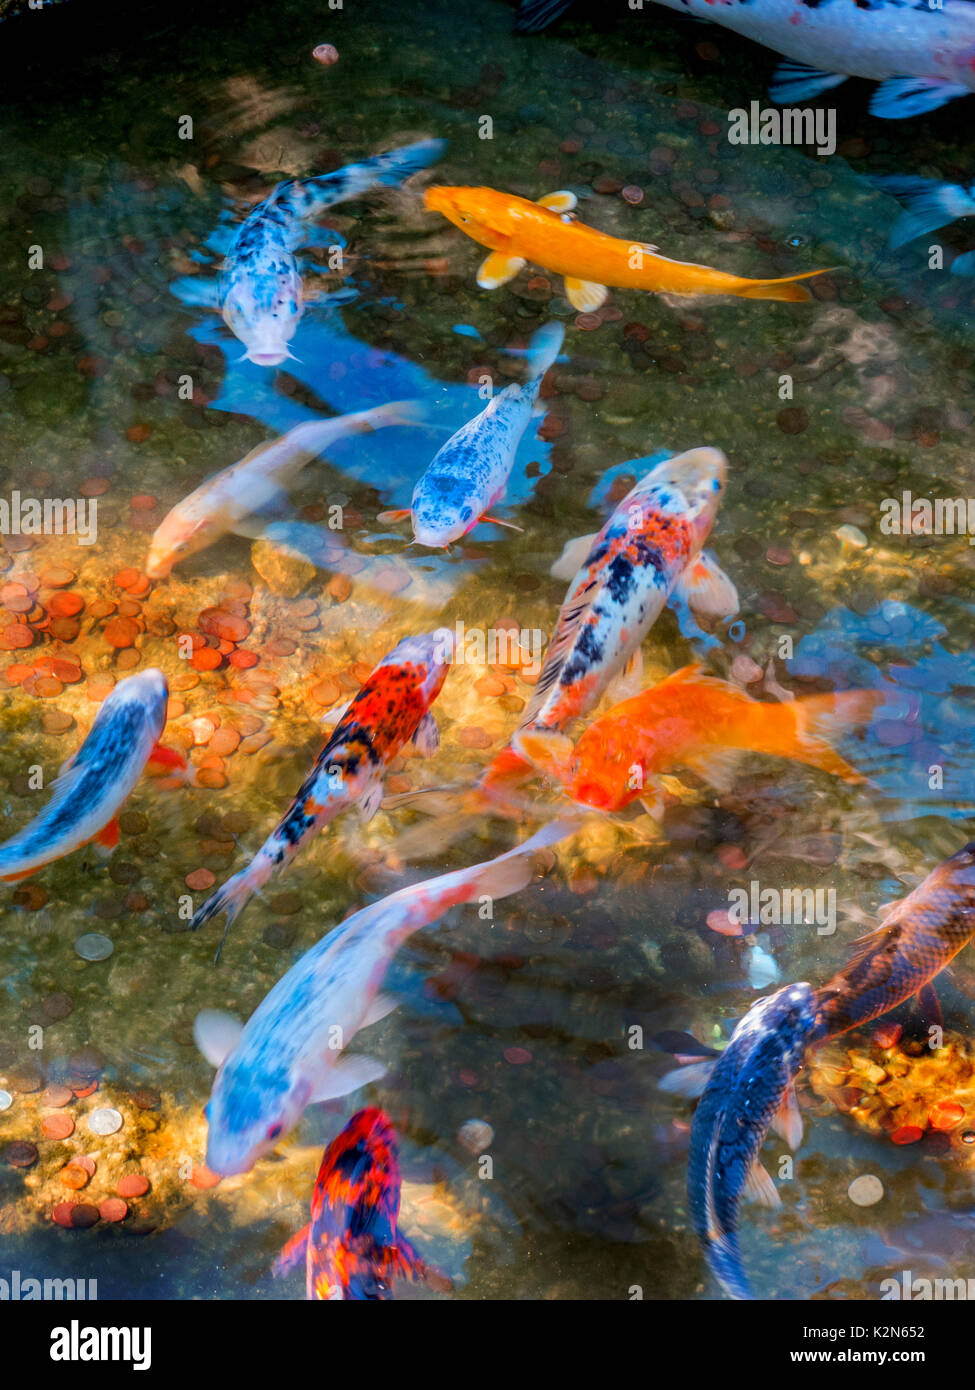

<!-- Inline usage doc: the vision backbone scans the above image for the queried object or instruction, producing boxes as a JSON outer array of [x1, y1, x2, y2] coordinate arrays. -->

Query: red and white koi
[[189, 629, 453, 953], [145, 401, 424, 580], [0, 669, 170, 882], [195, 819, 574, 1175], [377, 321, 563, 547]]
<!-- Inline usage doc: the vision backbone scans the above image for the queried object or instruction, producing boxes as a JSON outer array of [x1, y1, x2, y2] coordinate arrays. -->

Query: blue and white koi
[[686, 982, 819, 1301], [188, 630, 454, 955], [145, 400, 424, 579], [0, 669, 170, 882], [175, 139, 445, 366], [194, 819, 574, 1175], [516, 0, 975, 119], [377, 321, 563, 547]]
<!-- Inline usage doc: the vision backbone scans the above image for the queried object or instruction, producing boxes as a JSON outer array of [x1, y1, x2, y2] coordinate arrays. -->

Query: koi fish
[[175, 139, 445, 366], [189, 629, 454, 955], [272, 1108, 447, 1300], [812, 840, 975, 1041], [0, 669, 169, 882], [687, 983, 819, 1300], [514, 664, 883, 814], [516, 0, 975, 119], [480, 449, 736, 800], [873, 175, 975, 274], [195, 819, 573, 1175], [145, 401, 424, 579], [424, 185, 832, 312], [377, 321, 563, 546]]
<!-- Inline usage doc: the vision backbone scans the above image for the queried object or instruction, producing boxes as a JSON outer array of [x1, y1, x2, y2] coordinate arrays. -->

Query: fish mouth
[[143, 555, 171, 580], [246, 348, 290, 367]]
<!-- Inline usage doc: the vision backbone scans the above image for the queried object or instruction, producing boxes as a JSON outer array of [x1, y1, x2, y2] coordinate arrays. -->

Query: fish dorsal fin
[[537, 190, 577, 213], [518, 580, 600, 729], [194, 1009, 245, 1069]]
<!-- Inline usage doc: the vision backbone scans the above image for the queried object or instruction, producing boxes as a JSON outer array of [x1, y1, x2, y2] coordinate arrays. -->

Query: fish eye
[[266, 1123, 283, 1141], [785, 235, 805, 248]]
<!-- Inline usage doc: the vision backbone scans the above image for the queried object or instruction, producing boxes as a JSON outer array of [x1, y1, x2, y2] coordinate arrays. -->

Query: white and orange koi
[[145, 401, 423, 580]]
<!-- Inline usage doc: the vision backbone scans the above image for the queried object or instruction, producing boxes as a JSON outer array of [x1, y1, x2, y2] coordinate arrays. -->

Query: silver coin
[[0, 1090, 12, 1112], [86, 1107, 123, 1136], [75, 933, 114, 962], [457, 1119, 494, 1155]]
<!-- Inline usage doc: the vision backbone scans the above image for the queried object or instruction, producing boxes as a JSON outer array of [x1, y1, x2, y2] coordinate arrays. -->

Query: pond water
[[0, 0, 974, 1301]]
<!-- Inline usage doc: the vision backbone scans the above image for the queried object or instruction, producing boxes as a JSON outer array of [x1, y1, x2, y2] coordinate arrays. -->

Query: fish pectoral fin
[[549, 531, 598, 583], [671, 550, 739, 621], [308, 1054, 387, 1103], [169, 274, 223, 309], [92, 816, 121, 854], [357, 774, 386, 823], [510, 729, 574, 785], [536, 189, 578, 213], [319, 699, 352, 728], [769, 60, 849, 105], [193, 1009, 245, 1069], [376, 508, 412, 525], [743, 1161, 781, 1210], [770, 1081, 803, 1151], [638, 791, 665, 822], [476, 252, 527, 290], [607, 648, 644, 706], [563, 277, 609, 312], [658, 1058, 718, 1099], [362, 991, 399, 1028], [915, 982, 943, 1032], [680, 748, 742, 795], [481, 514, 524, 532], [272, 1223, 311, 1278], [870, 76, 971, 120], [412, 712, 440, 758], [390, 1231, 453, 1291]]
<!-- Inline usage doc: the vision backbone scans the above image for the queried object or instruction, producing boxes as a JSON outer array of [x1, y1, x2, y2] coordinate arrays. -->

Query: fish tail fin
[[872, 175, 975, 249], [525, 320, 564, 380], [735, 267, 839, 302], [514, 0, 574, 30], [272, 1224, 310, 1279], [188, 850, 277, 940], [345, 399, 430, 434], [788, 689, 884, 783], [706, 1229, 754, 1300], [371, 138, 447, 187], [459, 818, 576, 903]]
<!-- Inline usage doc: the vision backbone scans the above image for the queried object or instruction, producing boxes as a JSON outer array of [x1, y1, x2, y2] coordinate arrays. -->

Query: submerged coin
[[0, 1090, 11, 1111], [86, 1107, 123, 1136], [848, 1174, 884, 1207], [75, 933, 114, 961]]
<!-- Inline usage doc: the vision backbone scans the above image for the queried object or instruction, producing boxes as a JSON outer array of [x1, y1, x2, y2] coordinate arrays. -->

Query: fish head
[[204, 1053, 309, 1177], [745, 981, 819, 1070], [99, 667, 169, 735], [637, 446, 728, 551], [383, 627, 455, 700], [424, 186, 519, 251], [569, 726, 635, 811], [221, 266, 303, 367], [145, 512, 212, 579], [411, 473, 477, 547]]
